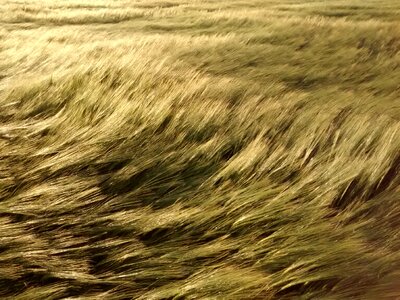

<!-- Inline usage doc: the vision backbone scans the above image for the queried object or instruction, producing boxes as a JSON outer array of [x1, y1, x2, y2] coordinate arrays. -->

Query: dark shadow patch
[[138, 227, 173, 246], [331, 176, 363, 209], [367, 154, 400, 200]]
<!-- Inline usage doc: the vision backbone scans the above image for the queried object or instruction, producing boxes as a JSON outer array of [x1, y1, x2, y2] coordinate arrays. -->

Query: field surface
[[1, 0, 400, 299]]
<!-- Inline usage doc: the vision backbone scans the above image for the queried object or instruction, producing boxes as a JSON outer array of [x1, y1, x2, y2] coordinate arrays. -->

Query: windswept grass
[[1, 0, 400, 299]]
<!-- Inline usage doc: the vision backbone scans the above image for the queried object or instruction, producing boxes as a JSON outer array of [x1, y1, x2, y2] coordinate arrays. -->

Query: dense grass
[[1, 0, 400, 299]]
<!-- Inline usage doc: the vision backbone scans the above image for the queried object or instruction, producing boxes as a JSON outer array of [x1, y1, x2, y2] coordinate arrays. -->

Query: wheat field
[[1, 0, 400, 299]]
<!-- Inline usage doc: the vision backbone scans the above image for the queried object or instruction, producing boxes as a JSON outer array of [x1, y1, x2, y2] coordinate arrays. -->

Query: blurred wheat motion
[[1, 0, 400, 299]]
